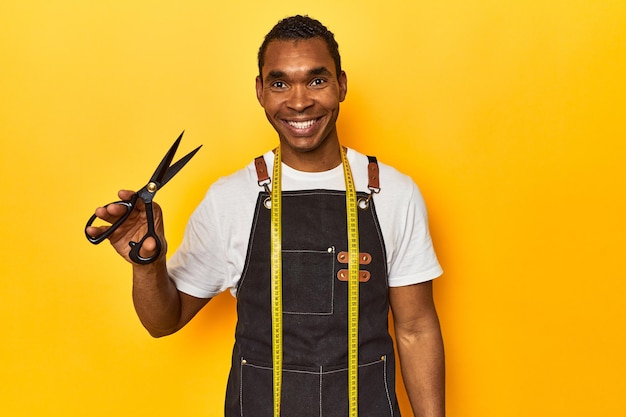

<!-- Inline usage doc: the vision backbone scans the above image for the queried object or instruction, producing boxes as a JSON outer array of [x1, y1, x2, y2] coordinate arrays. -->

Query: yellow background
[[1, 0, 625, 416]]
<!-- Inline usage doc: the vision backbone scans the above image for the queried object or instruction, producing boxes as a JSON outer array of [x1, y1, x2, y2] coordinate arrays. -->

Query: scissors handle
[[85, 198, 136, 244], [128, 201, 162, 265], [85, 194, 162, 265]]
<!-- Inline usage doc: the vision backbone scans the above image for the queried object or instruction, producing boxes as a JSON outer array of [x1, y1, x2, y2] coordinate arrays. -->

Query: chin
[[283, 138, 324, 153]]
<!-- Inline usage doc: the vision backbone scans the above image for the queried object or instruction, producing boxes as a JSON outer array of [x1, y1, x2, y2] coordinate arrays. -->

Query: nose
[[286, 85, 314, 112]]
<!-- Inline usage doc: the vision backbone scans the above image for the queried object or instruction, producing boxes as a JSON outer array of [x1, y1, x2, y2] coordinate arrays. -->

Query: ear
[[255, 76, 264, 107], [338, 71, 348, 102]]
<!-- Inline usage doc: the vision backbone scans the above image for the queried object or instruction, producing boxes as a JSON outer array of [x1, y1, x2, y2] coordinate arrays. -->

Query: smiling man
[[88, 15, 445, 417], [256, 35, 347, 172]]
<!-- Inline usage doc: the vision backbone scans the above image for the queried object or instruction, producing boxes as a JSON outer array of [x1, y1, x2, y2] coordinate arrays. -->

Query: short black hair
[[258, 15, 342, 79]]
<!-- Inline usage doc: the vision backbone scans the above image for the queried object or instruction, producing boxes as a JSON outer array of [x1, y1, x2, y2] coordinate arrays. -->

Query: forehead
[[261, 38, 335, 77]]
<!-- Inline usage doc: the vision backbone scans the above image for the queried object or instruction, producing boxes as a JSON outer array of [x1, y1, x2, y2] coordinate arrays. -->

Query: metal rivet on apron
[[337, 269, 371, 282], [263, 197, 272, 209]]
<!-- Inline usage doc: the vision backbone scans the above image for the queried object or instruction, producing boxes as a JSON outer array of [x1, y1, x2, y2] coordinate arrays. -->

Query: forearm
[[396, 322, 445, 417], [131, 259, 182, 337]]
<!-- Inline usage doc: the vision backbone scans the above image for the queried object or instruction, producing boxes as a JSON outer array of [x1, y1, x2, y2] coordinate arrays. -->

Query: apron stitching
[[283, 249, 332, 253], [365, 201, 390, 283], [282, 311, 334, 316], [239, 357, 244, 417], [236, 194, 265, 298], [319, 366, 323, 417], [382, 355, 394, 417], [237, 357, 384, 373]]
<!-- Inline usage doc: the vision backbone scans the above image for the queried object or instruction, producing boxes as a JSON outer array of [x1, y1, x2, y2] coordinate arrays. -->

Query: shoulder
[[203, 151, 272, 202], [347, 148, 421, 202], [189, 152, 272, 228]]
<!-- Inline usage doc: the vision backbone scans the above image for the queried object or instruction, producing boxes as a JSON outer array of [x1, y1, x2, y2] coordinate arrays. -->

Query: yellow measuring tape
[[270, 146, 360, 417], [270, 147, 283, 417], [342, 147, 360, 417]]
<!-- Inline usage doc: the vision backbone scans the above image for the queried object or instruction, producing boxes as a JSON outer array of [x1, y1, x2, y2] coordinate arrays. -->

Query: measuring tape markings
[[270, 146, 360, 417], [270, 147, 283, 417], [341, 147, 360, 417]]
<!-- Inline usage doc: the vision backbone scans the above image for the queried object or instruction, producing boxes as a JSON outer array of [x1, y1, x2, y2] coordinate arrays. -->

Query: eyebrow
[[264, 66, 334, 84], [265, 70, 286, 83], [308, 66, 333, 77]]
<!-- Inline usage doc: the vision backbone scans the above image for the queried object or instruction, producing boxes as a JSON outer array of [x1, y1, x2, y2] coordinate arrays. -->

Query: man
[[88, 15, 445, 417]]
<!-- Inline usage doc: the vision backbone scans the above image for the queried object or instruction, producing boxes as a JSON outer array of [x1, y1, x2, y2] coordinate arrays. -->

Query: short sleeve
[[168, 190, 232, 298], [373, 165, 443, 287]]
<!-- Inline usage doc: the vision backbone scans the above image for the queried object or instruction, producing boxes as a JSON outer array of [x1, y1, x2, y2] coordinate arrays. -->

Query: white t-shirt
[[168, 148, 442, 298]]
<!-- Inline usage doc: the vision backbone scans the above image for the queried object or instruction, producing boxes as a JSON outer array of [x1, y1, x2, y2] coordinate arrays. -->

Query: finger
[[105, 203, 131, 218], [130, 236, 168, 265], [94, 206, 120, 223], [92, 204, 127, 224], [85, 225, 109, 238], [117, 189, 136, 200], [138, 236, 158, 258]]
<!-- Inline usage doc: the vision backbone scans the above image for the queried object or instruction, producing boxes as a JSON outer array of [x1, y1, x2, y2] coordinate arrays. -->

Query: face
[[256, 38, 347, 168]]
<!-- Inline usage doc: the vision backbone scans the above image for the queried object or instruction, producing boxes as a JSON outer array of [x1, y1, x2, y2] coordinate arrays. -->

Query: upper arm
[[389, 283, 446, 416], [177, 291, 211, 329], [389, 280, 440, 335]]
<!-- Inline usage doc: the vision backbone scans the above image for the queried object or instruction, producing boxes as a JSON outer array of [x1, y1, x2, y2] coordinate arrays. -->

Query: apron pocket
[[321, 357, 396, 417], [240, 359, 320, 417], [239, 356, 396, 417], [282, 248, 335, 315]]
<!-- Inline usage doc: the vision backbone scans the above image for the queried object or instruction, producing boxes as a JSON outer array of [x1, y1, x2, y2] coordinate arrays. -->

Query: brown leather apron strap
[[254, 155, 270, 186], [255, 153, 380, 195], [367, 156, 380, 192]]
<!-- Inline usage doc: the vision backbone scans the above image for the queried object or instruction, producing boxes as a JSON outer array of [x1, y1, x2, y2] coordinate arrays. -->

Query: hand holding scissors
[[85, 131, 201, 264]]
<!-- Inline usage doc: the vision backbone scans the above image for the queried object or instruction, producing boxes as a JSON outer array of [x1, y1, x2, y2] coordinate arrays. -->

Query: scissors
[[85, 131, 201, 264]]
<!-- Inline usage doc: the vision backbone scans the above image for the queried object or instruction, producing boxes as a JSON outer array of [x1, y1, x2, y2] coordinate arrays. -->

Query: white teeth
[[287, 119, 316, 129]]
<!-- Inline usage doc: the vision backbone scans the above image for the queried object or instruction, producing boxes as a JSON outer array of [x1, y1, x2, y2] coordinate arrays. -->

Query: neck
[[279, 140, 343, 172]]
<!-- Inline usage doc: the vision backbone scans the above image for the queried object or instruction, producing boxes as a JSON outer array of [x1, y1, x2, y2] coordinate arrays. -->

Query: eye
[[270, 81, 287, 89], [310, 78, 326, 87]]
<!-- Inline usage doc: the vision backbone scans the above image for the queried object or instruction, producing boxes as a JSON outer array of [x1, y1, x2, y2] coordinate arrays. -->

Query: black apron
[[224, 157, 401, 417]]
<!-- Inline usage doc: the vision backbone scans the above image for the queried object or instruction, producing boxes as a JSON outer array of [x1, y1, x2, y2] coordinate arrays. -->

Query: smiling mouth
[[285, 118, 320, 130]]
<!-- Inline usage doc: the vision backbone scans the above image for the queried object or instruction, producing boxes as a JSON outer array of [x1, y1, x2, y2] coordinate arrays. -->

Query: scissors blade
[[159, 144, 203, 188], [149, 131, 184, 186]]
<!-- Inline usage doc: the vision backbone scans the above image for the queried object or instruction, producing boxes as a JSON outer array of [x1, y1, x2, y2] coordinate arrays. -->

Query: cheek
[[262, 96, 285, 113], [320, 96, 341, 111], [313, 90, 341, 108]]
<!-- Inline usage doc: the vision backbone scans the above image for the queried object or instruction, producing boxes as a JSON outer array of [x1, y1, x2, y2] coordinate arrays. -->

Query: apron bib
[[224, 158, 400, 417]]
